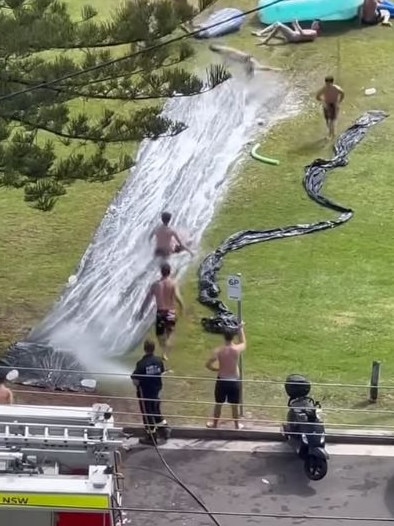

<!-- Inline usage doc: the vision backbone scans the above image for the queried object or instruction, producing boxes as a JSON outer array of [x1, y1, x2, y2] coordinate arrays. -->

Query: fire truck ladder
[[0, 422, 125, 450], [0, 404, 125, 452]]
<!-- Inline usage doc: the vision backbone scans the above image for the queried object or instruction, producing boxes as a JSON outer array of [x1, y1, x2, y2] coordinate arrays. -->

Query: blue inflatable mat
[[194, 8, 245, 39], [380, 0, 394, 16]]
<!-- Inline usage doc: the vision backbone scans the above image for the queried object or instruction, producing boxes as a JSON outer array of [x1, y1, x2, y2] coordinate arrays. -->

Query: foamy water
[[26, 72, 300, 379]]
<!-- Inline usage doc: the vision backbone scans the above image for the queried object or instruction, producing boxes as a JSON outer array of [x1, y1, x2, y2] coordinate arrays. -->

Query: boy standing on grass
[[205, 323, 246, 430], [316, 76, 345, 139]]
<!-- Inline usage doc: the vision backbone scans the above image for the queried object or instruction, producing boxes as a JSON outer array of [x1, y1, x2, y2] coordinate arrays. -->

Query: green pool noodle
[[251, 143, 280, 166]]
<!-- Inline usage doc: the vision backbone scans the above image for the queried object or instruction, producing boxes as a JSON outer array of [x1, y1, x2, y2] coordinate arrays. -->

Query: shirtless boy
[[253, 20, 321, 45], [0, 376, 13, 404], [359, 0, 391, 26], [151, 212, 193, 258], [316, 76, 345, 139], [205, 323, 246, 430], [139, 262, 184, 360], [209, 44, 282, 78]]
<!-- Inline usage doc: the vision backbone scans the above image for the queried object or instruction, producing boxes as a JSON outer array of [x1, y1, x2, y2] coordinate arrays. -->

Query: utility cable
[[3, 365, 393, 390], [7, 502, 394, 522], [0, 0, 286, 103], [137, 390, 221, 526], [15, 387, 394, 416], [3, 404, 394, 435]]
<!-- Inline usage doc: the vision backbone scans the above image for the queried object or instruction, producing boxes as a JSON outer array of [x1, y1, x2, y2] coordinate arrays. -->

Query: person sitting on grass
[[359, 0, 392, 26], [252, 20, 321, 45]]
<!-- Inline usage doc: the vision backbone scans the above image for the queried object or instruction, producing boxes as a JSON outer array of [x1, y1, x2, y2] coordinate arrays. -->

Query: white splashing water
[[28, 72, 300, 378]]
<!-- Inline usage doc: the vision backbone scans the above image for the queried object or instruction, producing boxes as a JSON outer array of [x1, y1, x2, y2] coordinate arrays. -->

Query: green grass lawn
[[3, 0, 394, 430]]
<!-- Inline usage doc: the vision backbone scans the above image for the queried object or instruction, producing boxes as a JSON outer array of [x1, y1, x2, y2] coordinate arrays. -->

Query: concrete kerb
[[122, 424, 394, 445]]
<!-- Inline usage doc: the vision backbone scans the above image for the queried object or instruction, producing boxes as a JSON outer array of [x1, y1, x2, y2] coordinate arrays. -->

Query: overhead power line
[[9, 503, 394, 522], [0, 0, 285, 103], [15, 387, 394, 416], [3, 365, 393, 390]]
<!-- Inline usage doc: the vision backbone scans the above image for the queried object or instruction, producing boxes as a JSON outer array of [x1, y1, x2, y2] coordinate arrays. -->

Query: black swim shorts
[[155, 310, 177, 337], [323, 103, 338, 122], [214, 377, 241, 405], [154, 245, 182, 258]]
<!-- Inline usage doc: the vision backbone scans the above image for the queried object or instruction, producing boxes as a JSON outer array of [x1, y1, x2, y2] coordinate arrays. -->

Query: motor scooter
[[282, 374, 329, 481]]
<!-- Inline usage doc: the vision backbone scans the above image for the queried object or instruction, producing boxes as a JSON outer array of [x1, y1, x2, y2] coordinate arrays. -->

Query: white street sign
[[227, 275, 242, 301]]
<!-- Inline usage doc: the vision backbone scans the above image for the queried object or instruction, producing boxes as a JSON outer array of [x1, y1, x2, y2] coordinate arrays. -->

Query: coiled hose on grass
[[198, 110, 388, 334]]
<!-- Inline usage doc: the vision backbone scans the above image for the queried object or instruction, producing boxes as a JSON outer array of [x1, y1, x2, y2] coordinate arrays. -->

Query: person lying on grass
[[252, 20, 321, 45]]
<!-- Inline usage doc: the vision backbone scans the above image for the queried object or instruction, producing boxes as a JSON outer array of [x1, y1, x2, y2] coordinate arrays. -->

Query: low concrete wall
[[122, 424, 394, 445]]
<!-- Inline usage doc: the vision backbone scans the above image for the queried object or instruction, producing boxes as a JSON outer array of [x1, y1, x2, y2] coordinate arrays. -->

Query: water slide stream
[[3, 74, 295, 389]]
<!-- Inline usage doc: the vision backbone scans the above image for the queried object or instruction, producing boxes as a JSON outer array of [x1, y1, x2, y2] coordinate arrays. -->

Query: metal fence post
[[369, 360, 381, 403]]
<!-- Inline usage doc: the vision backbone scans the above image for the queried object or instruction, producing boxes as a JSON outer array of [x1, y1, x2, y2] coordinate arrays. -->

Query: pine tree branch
[[6, 77, 224, 101], [28, 40, 140, 51], [9, 115, 187, 141], [71, 56, 188, 86], [6, 55, 188, 91]]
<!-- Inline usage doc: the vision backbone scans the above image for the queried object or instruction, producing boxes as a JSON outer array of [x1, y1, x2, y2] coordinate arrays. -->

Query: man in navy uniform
[[131, 339, 171, 444]]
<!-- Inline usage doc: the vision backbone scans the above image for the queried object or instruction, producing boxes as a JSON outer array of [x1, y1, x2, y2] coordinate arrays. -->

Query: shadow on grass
[[288, 137, 328, 155]]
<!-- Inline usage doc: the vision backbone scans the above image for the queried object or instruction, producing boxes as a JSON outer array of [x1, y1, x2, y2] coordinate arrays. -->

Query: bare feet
[[206, 421, 218, 429]]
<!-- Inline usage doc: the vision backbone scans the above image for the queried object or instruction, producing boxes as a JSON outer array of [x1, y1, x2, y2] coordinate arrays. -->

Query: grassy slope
[[164, 1, 394, 428]]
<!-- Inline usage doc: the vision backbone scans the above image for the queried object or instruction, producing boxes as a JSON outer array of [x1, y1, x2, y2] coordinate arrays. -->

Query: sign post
[[226, 273, 244, 417]]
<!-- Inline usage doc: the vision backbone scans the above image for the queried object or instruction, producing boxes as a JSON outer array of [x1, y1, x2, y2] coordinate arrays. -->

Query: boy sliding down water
[[150, 212, 193, 258], [139, 262, 184, 361], [208, 44, 282, 78]]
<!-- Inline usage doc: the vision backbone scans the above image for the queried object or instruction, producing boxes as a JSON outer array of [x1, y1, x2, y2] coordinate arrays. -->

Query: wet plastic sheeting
[[1, 342, 86, 391], [198, 111, 388, 334]]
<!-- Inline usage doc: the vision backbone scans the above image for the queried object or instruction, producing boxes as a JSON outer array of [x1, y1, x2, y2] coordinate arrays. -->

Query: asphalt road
[[120, 441, 394, 526]]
